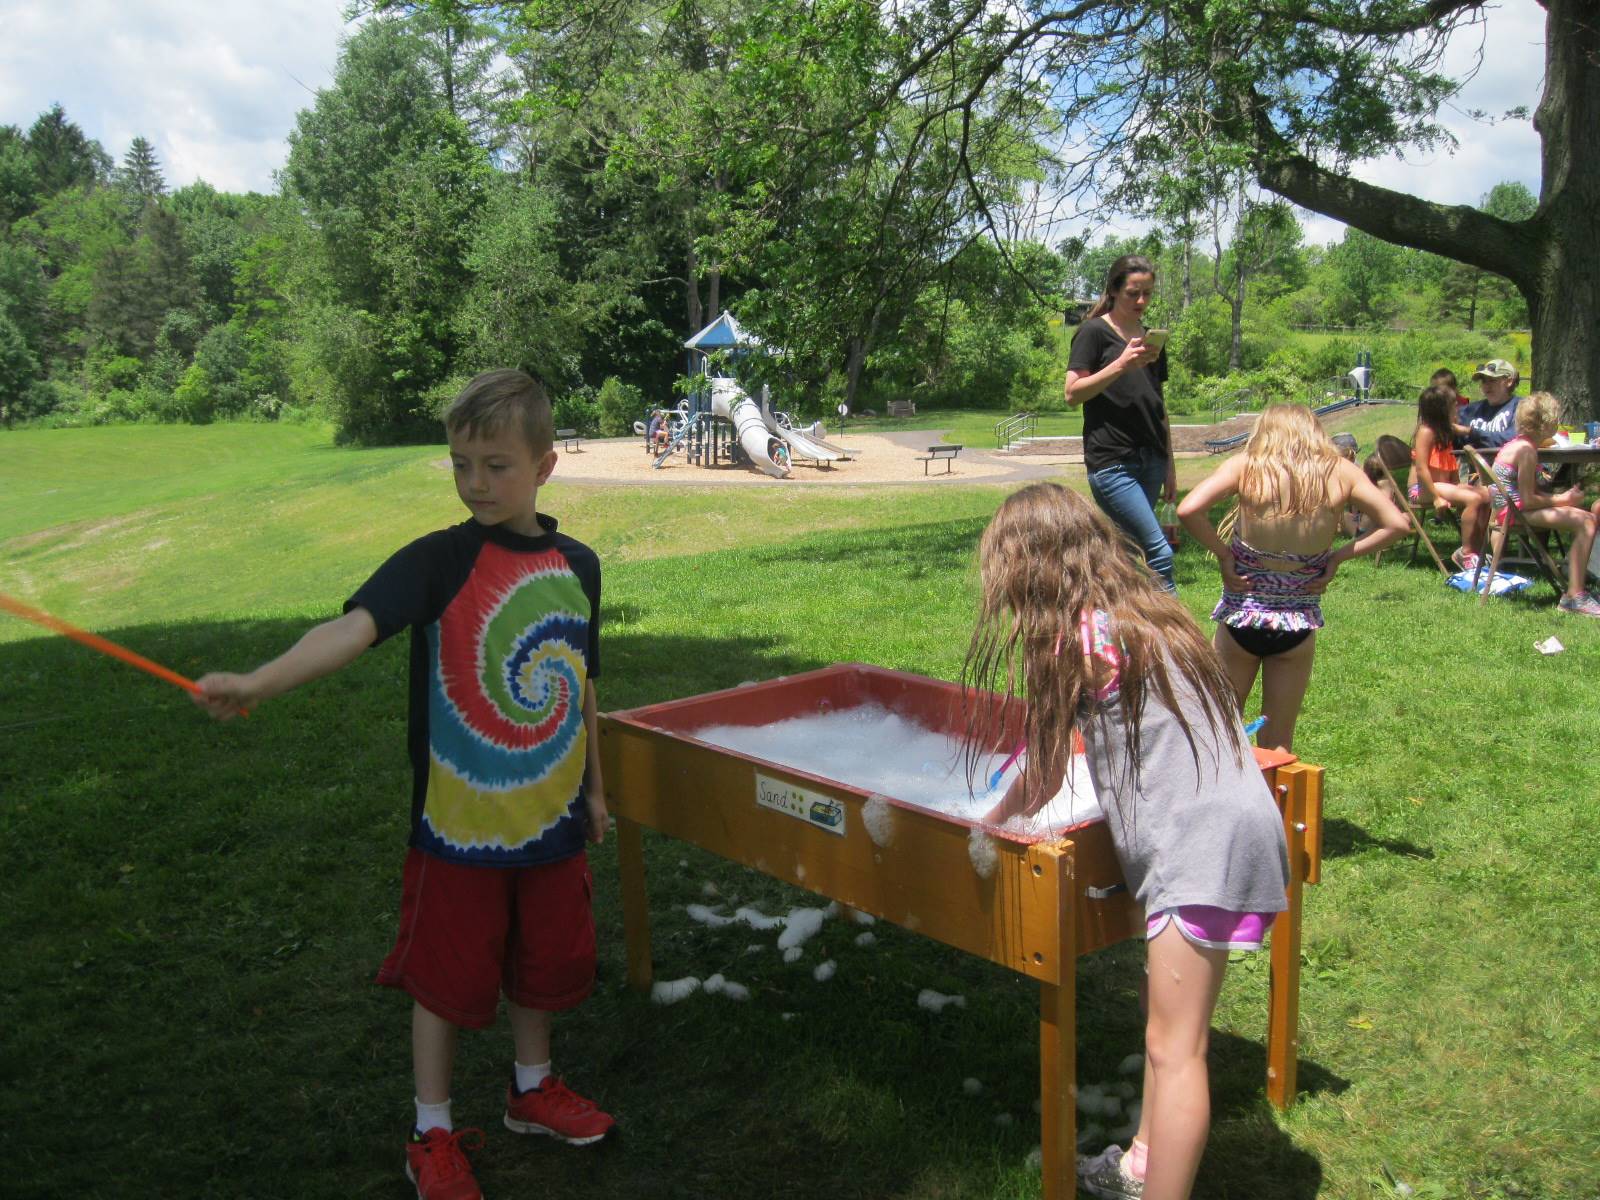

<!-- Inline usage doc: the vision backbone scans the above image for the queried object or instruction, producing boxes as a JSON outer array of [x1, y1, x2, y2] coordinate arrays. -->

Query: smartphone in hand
[[1142, 328, 1169, 352]]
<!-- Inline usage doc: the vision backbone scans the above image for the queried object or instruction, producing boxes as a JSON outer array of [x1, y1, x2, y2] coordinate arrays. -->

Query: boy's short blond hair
[[445, 369, 553, 455], [1516, 391, 1559, 437]]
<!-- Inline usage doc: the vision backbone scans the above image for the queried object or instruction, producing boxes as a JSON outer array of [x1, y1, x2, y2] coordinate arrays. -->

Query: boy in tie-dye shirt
[[194, 370, 612, 1200]]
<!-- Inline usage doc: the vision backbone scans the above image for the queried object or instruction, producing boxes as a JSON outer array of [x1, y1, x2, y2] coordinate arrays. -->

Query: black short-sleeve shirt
[[345, 515, 602, 867], [1068, 316, 1170, 472]]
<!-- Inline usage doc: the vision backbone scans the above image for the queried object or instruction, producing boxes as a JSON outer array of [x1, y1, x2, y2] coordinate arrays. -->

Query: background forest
[[0, 8, 1535, 444]]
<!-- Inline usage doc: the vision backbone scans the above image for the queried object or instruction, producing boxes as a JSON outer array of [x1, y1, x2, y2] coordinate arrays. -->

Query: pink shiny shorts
[[1147, 905, 1275, 951]]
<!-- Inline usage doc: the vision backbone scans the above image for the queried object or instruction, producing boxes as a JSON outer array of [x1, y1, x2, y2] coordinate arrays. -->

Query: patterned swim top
[[1490, 436, 1529, 514], [1210, 535, 1332, 633]]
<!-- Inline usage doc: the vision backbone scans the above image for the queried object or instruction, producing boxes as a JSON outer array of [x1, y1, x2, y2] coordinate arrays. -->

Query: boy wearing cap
[[1460, 359, 1523, 448]]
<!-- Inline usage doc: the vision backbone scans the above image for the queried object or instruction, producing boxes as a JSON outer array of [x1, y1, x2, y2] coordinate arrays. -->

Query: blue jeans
[[1088, 448, 1175, 591]]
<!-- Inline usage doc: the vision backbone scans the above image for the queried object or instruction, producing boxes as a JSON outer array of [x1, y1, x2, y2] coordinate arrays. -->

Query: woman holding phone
[[1066, 254, 1177, 589]]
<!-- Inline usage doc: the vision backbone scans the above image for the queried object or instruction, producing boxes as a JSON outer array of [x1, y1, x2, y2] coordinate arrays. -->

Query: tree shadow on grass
[[1, 618, 1336, 1199], [1322, 816, 1435, 862]]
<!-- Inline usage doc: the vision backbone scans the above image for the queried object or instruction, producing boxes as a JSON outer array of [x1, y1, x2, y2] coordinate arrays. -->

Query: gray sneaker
[[1076, 1143, 1143, 1199], [1558, 591, 1600, 618]]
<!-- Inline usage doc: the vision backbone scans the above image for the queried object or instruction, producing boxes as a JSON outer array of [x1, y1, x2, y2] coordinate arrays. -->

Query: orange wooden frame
[[600, 664, 1323, 1199]]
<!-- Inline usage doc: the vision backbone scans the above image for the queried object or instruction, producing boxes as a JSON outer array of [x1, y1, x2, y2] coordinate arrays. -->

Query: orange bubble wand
[[0, 592, 243, 713]]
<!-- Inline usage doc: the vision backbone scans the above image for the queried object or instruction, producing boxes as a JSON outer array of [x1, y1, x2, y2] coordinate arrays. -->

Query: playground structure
[[600, 663, 1324, 1200], [637, 311, 852, 478]]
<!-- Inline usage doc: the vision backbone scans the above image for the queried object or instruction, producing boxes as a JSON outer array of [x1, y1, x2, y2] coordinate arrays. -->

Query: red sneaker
[[504, 1077, 615, 1145], [405, 1127, 486, 1200]]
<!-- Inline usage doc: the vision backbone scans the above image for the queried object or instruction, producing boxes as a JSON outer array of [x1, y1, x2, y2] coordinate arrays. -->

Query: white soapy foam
[[651, 976, 701, 1005], [861, 794, 896, 846], [691, 704, 1102, 832], [782, 946, 803, 964], [1077, 1122, 1105, 1149], [1118, 1053, 1144, 1075], [703, 973, 751, 1002], [777, 906, 828, 950], [745, 944, 763, 955], [700, 881, 720, 897], [813, 960, 837, 982], [916, 988, 966, 1013], [734, 905, 784, 930], [993, 1112, 1014, 1128], [1025, 1146, 1043, 1170], [1115, 1081, 1137, 1099], [962, 1077, 983, 1096], [686, 903, 734, 927], [853, 931, 876, 948], [967, 827, 999, 878], [849, 909, 877, 926]]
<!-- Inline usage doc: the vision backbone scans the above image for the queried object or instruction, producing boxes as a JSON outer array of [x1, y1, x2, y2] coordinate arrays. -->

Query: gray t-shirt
[[1075, 629, 1289, 916]]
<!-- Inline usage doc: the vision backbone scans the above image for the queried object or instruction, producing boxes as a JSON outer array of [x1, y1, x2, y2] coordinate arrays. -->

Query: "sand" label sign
[[755, 772, 846, 837]]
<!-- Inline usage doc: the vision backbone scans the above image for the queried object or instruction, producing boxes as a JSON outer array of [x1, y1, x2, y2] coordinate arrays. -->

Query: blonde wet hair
[[1516, 391, 1559, 438], [1238, 403, 1342, 517]]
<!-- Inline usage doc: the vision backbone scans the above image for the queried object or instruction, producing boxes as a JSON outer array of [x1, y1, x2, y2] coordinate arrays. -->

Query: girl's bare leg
[[1211, 626, 1260, 714], [1527, 507, 1595, 598], [1256, 631, 1317, 753], [1141, 925, 1230, 1200]]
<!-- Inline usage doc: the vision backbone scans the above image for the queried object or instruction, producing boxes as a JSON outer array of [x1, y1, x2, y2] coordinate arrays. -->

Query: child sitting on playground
[[192, 369, 615, 1200], [1484, 391, 1600, 618], [1177, 403, 1407, 752], [1411, 384, 1490, 571], [966, 483, 1290, 1200]]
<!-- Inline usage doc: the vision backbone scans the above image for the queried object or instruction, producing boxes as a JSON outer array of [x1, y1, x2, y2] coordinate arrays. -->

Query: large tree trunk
[[1229, 268, 1244, 372], [1255, 0, 1598, 420], [685, 238, 702, 335]]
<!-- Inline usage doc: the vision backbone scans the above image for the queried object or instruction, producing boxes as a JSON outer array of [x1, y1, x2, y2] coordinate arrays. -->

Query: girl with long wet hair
[[963, 483, 1290, 1200]]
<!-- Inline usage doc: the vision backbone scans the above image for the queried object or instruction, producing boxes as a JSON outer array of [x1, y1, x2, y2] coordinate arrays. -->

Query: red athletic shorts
[[376, 849, 595, 1028]]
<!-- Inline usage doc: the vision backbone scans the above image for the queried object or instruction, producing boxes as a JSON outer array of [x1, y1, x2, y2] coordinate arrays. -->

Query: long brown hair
[[1238, 403, 1342, 517], [1083, 254, 1155, 322], [961, 484, 1240, 815], [1414, 385, 1457, 451]]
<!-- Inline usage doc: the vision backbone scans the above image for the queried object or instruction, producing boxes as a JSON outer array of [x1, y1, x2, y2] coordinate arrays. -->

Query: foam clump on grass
[[686, 903, 735, 927], [1118, 1053, 1144, 1075], [651, 976, 701, 1005], [962, 1077, 983, 1096], [854, 931, 876, 947], [703, 973, 751, 1001], [917, 988, 966, 1013], [777, 906, 829, 950], [813, 960, 837, 982]]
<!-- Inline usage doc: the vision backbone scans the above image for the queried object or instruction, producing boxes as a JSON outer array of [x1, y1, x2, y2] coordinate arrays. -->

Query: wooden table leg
[[1267, 772, 1309, 1109], [615, 815, 654, 993], [1036, 844, 1077, 1200]]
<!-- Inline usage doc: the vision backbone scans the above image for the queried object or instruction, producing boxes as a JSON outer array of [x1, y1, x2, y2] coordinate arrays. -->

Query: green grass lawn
[[2, 422, 1597, 1199]]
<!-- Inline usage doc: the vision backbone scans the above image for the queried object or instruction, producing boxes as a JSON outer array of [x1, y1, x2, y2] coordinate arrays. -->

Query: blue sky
[[0, 0, 1548, 245]]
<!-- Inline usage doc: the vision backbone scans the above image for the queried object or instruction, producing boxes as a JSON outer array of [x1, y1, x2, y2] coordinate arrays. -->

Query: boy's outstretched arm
[[582, 680, 609, 842], [191, 607, 379, 720]]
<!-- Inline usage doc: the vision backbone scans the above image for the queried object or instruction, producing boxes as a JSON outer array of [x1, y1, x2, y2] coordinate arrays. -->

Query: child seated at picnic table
[[1411, 384, 1490, 571], [1485, 391, 1600, 618]]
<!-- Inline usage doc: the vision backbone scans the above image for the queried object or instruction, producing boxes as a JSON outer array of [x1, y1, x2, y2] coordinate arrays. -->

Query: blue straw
[[1243, 716, 1267, 737], [987, 740, 1026, 792]]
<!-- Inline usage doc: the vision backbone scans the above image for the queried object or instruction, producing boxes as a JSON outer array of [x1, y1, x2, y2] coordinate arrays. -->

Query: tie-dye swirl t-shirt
[[346, 516, 601, 867]]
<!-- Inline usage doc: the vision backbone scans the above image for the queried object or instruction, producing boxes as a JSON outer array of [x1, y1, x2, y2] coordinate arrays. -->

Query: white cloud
[[0, 0, 354, 193]]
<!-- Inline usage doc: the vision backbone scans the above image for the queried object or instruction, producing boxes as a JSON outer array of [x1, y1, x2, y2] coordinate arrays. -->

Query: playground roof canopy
[[685, 310, 762, 352]]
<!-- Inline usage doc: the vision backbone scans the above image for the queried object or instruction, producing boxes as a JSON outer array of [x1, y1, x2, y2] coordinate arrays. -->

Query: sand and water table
[[599, 663, 1324, 1200]]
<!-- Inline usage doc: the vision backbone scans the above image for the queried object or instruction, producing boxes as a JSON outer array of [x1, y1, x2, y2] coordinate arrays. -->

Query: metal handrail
[[995, 411, 1036, 449]]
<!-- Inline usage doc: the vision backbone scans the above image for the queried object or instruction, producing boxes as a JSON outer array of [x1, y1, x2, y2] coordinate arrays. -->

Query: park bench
[[556, 428, 582, 452], [917, 444, 961, 475]]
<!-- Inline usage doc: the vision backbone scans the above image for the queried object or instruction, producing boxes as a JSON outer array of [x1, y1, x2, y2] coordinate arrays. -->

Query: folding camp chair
[[1462, 446, 1566, 604], [1372, 434, 1451, 575]]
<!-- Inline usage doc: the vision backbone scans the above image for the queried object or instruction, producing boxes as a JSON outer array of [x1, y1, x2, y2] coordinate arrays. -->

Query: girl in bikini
[[1411, 384, 1490, 571], [1177, 404, 1407, 752], [1486, 391, 1600, 618]]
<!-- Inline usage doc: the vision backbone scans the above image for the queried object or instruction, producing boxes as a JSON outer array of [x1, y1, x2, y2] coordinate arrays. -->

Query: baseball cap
[[1472, 359, 1517, 381]]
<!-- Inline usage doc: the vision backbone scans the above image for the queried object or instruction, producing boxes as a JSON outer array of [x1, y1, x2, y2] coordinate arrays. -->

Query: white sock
[[415, 1097, 453, 1134], [515, 1060, 552, 1092]]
